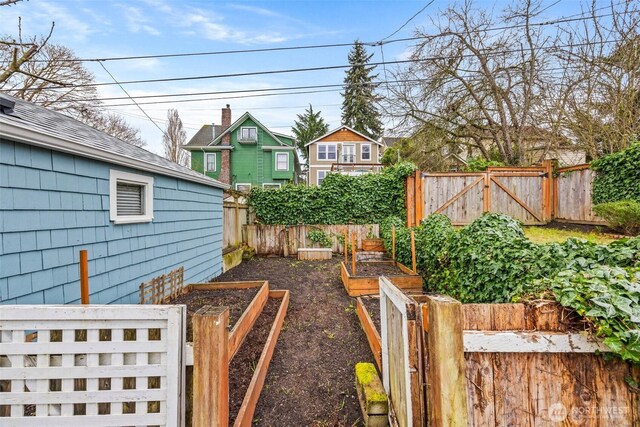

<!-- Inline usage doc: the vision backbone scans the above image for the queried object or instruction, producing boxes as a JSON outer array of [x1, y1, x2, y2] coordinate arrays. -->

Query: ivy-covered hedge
[[248, 162, 416, 225], [591, 142, 640, 203], [381, 213, 640, 363]]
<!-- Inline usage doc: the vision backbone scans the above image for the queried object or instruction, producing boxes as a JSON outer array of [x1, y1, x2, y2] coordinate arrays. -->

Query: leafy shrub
[[591, 142, 640, 203], [593, 200, 640, 235], [307, 229, 332, 248], [464, 157, 505, 172], [248, 162, 416, 225], [535, 266, 640, 363]]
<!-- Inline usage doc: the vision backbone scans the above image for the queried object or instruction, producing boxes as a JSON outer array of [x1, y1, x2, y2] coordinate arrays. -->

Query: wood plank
[[423, 295, 468, 427], [356, 297, 382, 370], [192, 306, 229, 427], [233, 291, 290, 427], [463, 331, 609, 353], [491, 176, 542, 222], [434, 176, 484, 215], [228, 282, 269, 360], [187, 281, 265, 290]]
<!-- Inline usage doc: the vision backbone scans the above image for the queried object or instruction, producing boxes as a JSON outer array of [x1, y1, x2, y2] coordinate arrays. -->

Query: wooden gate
[[555, 164, 606, 224], [379, 277, 423, 427], [420, 162, 552, 225]]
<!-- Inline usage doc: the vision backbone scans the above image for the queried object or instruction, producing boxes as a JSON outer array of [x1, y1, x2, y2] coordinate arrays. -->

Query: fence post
[[351, 232, 357, 276], [406, 173, 416, 227], [423, 295, 468, 426], [391, 225, 396, 261], [415, 170, 423, 224], [193, 306, 229, 427], [79, 250, 90, 304], [410, 230, 417, 274]]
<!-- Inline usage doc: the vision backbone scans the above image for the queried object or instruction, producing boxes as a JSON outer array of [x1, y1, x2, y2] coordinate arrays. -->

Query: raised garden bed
[[297, 247, 333, 260], [140, 275, 289, 426], [341, 261, 422, 296]]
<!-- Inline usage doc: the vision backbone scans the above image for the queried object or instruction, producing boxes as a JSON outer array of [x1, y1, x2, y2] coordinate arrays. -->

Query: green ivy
[[591, 142, 640, 203], [248, 162, 416, 224], [307, 229, 332, 248], [463, 157, 505, 172], [593, 200, 640, 235], [380, 212, 640, 363]]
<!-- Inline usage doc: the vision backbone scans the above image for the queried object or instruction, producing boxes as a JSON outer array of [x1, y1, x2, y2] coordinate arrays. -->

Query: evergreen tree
[[291, 104, 329, 161], [341, 41, 382, 139]]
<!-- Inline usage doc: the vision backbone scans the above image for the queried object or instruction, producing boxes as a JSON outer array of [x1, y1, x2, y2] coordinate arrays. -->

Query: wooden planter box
[[362, 238, 385, 252], [356, 297, 382, 370], [298, 247, 333, 260], [340, 261, 422, 297]]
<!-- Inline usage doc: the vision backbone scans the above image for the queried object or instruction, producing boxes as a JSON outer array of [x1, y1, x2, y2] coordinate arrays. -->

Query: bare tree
[[557, 1, 640, 158], [385, 0, 565, 165], [162, 109, 189, 166], [0, 17, 54, 85], [83, 112, 146, 148]]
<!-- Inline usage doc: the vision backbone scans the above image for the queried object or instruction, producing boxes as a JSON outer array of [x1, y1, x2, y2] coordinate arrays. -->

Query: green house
[[184, 106, 299, 191]]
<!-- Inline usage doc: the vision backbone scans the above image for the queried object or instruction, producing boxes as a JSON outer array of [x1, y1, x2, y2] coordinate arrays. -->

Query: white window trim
[[109, 169, 154, 224], [361, 143, 372, 161], [342, 144, 356, 163], [238, 126, 257, 142], [235, 183, 252, 192], [262, 183, 282, 189], [205, 152, 216, 172], [317, 143, 337, 161], [275, 152, 289, 171], [317, 170, 330, 186]]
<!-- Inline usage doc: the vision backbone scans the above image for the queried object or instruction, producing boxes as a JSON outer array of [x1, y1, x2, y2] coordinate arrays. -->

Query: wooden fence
[[375, 279, 640, 426], [223, 200, 249, 249], [406, 161, 606, 226], [243, 224, 379, 256], [0, 305, 186, 425], [555, 164, 605, 224]]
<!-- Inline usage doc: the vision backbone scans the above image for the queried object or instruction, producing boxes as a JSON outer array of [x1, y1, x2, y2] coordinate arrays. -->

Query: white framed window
[[109, 170, 154, 224], [342, 144, 355, 163], [361, 144, 372, 161], [238, 127, 257, 142], [263, 183, 281, 189], [317, 143, 337, 161], [275, 152, 289, 171], [205, 153, 216, 171], [317, 170, 329, 186], [236, 183, 252, 192]]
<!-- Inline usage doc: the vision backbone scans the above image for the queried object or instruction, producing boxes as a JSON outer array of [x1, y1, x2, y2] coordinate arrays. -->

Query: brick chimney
[[219, 104, 231, 184]]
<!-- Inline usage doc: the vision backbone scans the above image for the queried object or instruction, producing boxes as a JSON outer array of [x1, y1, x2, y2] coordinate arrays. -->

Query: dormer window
[[238, 127, 257, 143]]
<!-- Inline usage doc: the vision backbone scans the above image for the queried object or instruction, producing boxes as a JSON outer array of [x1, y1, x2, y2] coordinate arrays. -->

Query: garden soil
[[213, 257, 375, 426]]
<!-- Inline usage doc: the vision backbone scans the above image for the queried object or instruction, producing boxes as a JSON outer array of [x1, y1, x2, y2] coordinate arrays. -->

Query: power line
[[26, 2, 628, 64], [381, 0, 436, 41], [98, 61, 167, 137]]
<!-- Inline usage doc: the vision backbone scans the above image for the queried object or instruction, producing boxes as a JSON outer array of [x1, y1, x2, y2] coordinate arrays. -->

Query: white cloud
[[117, 5, 161, 36]]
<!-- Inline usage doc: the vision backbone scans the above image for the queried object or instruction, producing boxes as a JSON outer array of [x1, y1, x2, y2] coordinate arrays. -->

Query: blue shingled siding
[[0, 138, 223, 304]]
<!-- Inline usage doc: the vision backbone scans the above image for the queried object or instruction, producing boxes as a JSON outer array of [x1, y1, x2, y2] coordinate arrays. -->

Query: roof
[[184, 124, 222, 147], [0, 94, 228, 189], [304, 125, 383, 147], [209, 112, 293, 147], [381, 137, 400, 148]]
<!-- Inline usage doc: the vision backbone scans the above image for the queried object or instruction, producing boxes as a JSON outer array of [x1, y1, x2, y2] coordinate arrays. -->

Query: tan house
[[305, 126, 384, 185]]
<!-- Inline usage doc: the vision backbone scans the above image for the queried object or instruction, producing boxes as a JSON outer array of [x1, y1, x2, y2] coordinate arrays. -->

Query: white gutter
[[1, 118, 230, 190]]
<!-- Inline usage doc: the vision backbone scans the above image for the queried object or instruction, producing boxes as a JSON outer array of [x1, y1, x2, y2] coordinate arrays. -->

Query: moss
[[355, 362, 387, 404]]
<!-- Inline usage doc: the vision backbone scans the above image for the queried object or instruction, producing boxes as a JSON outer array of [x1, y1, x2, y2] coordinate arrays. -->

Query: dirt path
[[213, 257, 375, 426]]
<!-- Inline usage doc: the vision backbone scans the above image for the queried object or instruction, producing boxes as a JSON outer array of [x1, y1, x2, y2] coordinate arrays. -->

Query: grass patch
[[523, 226, 617, 244]]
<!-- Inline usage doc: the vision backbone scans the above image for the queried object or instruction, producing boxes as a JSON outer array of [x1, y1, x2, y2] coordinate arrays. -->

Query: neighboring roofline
[[261, 146, 296, 151], [182, 145, 234, 151], [443, 152, 468, 165], [1, 118, 230, 190], [304, 125, 383, 147], [209, 112, 290, 147], [272, 131, 295, 140]]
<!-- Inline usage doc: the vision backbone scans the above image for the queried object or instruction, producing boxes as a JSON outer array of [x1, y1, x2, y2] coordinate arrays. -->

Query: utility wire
[[98, 61, 167, 136], [381, 0, 436, 41]]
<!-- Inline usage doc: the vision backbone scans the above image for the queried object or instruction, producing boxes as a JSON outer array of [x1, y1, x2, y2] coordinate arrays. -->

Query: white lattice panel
[[0, 305, 186, 426]]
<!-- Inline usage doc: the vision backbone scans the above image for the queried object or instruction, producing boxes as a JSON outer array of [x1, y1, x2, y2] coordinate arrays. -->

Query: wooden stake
[[79, 250, 89, 304], [351, 233, 357, 276], [193, 305, 229, 427], [410, 230, 417, 274], [391, 225, 396, 261], [344, 229, 349, 264], [424, 295, 468, 427]]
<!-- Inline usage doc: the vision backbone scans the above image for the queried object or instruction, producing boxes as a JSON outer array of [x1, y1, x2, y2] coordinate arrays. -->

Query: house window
[[236, 183, 252, 192], [317, 170, 329, 186], [318, 143, 337, 161], [205, 153, 216, 171], [275, 152, 289, 171], [361, 144, 371, 161], [109, 170, 154, 224], [263, 183, 281, 189], [239, 127, 257, 142]]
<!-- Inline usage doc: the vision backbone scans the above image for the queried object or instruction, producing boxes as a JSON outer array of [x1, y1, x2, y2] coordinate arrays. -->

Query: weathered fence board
[[0, 305, 186, 426], [244, 224, 379, 256], [223, 200, 249, 249], [555, 166, 606, 224]]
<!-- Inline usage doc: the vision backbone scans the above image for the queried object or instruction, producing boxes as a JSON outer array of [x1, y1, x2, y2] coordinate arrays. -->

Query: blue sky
[[2, 0, 583, 155]]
